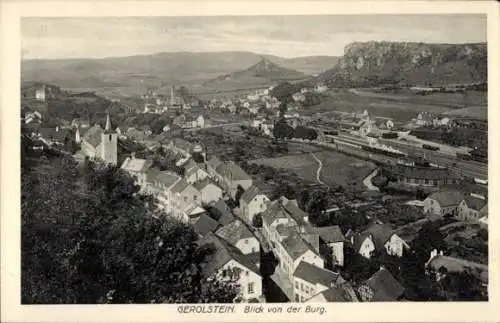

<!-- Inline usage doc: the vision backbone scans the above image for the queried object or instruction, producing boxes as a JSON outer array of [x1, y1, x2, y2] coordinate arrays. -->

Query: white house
[[292, 92, 306, 102], [169, 179, 202, 222], [239, 185, 269, 224], [314, 84, 328, 93], [200, 233, 263, 302], [213, 161, 253, 199], [293, 261, 344, 302], [423, 190, 465, 216], [184, 161, 210, 184], [216, 219, 260, 257], [365, 224, 409, 258], [350, 232, 376, 259], [306, 283, 359, 302], [456, 195, 488, 221], [193, 179, 223, 205], [120, 156, 154, 188]]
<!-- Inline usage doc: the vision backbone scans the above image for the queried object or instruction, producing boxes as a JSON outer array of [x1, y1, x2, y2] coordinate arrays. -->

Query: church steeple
[[105, 113, 112, 133]]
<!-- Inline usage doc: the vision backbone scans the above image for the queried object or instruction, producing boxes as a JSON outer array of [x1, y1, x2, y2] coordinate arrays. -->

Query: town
[[21, 73, 488, 303]]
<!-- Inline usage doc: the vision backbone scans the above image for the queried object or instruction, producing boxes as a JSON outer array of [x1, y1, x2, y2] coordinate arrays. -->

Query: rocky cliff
[[318, 41, 487, 87]]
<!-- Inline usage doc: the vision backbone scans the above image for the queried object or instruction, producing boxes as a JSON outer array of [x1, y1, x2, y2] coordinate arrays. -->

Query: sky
[[21, 15, 487, 59]]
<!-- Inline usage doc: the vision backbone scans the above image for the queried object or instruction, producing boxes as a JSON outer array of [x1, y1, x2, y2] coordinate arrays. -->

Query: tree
[[234, 185, 245, 206], [411, 221, 447, 263], [21, 155, 239, 304], [273, 119, 294, 140]]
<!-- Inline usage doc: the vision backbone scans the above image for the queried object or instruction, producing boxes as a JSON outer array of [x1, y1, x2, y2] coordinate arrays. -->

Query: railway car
[[422, 144, 440, 151]]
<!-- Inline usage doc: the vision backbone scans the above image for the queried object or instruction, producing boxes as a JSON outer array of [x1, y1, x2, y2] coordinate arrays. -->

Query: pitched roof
[[281, 233, 316, 260], [153, 171, 180, 187], [215, 219, 255, 246], [314, 283, 359, 302], [276, 224, 296, 238], [240, 185, 264, 204], [427, 190, 466, 208], [192, 214, 220, 237], [262, 200, 289, 226], [365, 224, 395, 250], [184, 158, 198, 172], [362, 267, 405, 301], [463, 196, 487, 212], [39, 127, 73, 143], [352, 231, 373, 253], [183, 203, 206, 216], [145, 167, 161, 183], [215, 161, 252, 181], [82, 124, 103, 147], [293, 261, 342, 287], [427, 255, 488, 283], [120, 157, 153, 173], [316, 226, 345, 243], [192, 179, 218, 192], [207, 156, 222, 170], [199, 232, 260, 278], [170, 178, 191, 194], [211, 200, 234, 225], [280, 197, 308, 224]]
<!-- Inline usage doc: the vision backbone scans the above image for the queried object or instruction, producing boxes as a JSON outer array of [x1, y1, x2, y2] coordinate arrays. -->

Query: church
[[77, 113, 118, 165]]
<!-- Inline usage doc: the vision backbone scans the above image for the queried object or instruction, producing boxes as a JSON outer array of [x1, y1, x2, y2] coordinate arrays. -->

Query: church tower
[[100, 113, 117, 165]]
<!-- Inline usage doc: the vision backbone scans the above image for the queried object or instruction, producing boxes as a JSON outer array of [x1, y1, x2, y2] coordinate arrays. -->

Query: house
[[38, 127, 74, 147], [199, 233, 263, 302], [425, 249, 488, 284], [216, 219, 260, 258], [206, 156, 222, 178], [292, 261, 344, 302], [210, 199, 234, 226], [191, 214, 220, 238], [306, 283, 359, 302], [120, 156, 154, 187], [349, 232, 376, 259], [357, 267, 405, 302], [276, 232, 324, 282], [182, 203, 207, 223], [146, 171, 181, 211], [316, 226, 345, 267], [314, 84, 329, 93], [24, 111, 43, 124], [423, 190, 466, 216], [184, 161, 210, 184], [168, 138, 193, 157], [389, 165, 462, 191], [193, 179, 223, 205], [169, 179, 202, 222], [35, 85, 46, 101], [80, 114, 117, 165], [239, 185, 269, 224], [365, 224, 409, 258], [457, 195, 488, 221], [292, 92, 306, 102], [213, 161, 253, 198]]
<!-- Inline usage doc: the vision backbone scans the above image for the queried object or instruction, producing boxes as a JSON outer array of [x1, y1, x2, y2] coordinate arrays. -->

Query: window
[[222, 270, 228, 278], [193, 195, 197, 201], [251, 247, 256, 253], [245, 239, 248, 244], [246, 271, 249, 276], [183, 196, 188, 202], [260, 204, 264, 209], [248, 283, 254, 294], [295, 281, 299, 289], [295, 294, 300, 302], [301, 296, 305, 302], [301, 283, 304, 291]]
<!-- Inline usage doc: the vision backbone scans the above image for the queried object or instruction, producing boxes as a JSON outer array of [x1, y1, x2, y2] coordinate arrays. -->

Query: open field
[[250, 149, 376, 189]]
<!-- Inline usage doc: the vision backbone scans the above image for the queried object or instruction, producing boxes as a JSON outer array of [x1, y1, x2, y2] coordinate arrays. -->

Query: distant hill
[[317, 41, 487, 87], [203, 57, 308, 91], [22, 52, 336, 98]]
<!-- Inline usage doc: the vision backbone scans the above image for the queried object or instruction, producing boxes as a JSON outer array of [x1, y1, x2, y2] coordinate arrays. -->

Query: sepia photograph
[[18, 13, 490, 305]]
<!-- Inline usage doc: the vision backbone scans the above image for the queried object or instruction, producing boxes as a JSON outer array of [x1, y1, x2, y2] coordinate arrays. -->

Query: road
[[310, 153, 325, 185], [363, 169, 380, 191]]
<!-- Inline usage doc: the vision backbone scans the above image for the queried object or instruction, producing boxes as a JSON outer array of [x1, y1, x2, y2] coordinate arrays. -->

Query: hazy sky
[[22, 15, 487, 59]]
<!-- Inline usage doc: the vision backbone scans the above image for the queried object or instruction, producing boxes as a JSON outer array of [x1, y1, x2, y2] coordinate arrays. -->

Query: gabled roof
[[392, 165, 459, 180], [192, 214, 219, 237], [365, 224, 395, 251], [279, 197, 308, 224], [262, 200, 289, 226], [184, 203, 206, 216], [463, 196, 487, 212], [361, 267, 405, 301], [352, 231, 373, 253], [170, 178, 191, 194], [281, 233, 317, 261], [145, 167, 161, 183], [211, 200, 234, 225], [316, 226, 345, 243], [193, 179, 219, 192], [199, 232, 260, 278], [215, 219, 255, 246], [240, 185, 264, 204], [293, 261, 342, 287], [316, 283, 359, 302], [120, 157, 153, 173], [207, 156, 222, 170], [215, 161, 252, 181], [184, 158, 198, 172], [427, 190, 466, 208], [153, 171, 180, 187], [275, 224, 296, 238]]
